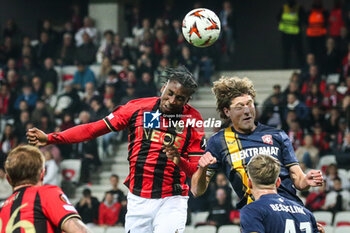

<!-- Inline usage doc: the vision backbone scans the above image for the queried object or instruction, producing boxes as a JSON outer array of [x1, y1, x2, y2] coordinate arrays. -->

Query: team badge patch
[[60, 194, 72, 205], [262, 135, 273, 145]]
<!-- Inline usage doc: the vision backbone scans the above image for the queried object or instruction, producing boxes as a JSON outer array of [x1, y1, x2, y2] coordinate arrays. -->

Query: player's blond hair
[[247, 154, 280, 188], [212, 77, 256, 119], [5, 145, 45, 187]]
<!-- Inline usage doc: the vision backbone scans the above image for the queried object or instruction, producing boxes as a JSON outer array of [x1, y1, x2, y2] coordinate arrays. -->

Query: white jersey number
[[284, 219, 312, 233]]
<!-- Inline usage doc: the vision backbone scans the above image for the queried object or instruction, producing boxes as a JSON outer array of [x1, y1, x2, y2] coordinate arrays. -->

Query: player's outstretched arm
[[62, 217, 92, 233], [191, 152, 216, 197], [27, 120, 110, 146], [289, 165, 323, 190]]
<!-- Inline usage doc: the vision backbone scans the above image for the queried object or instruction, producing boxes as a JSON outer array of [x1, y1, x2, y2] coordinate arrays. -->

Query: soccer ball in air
[[182, 8, 221, 47]]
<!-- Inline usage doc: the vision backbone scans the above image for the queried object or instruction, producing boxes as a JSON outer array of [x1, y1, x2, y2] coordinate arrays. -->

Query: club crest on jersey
[[262, 135, 273, 145], [143, 110, 161, 129]]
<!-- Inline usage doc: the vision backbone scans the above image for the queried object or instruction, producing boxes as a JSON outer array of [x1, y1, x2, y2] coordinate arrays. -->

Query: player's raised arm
[[191, 152, 216, 197], [27, 119, 110, 146], [62, 217, 92, 233]]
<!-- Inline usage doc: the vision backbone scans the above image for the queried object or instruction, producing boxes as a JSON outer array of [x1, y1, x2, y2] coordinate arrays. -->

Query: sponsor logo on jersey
[[230, 146, 280, 163], [262, 134, 273, 145]]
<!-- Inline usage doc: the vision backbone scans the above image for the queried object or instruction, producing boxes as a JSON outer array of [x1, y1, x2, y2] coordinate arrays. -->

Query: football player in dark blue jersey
[[240, 154, 324, 233], [191, 77, 323, 208]]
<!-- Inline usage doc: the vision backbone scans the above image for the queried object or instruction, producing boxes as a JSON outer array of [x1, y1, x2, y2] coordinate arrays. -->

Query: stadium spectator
[[323, 177, 350, 213], [295, 134, 319, 169], [328, 0, 344, 40], [99, 191, 122, 226], [285, 93, 309, 121], [278, 0, 305, 68], [75, 16, 99, 46], [219, 1, 236, 57], [206, 188, 233, 227], [260, 94, 283, 129], [97, 57, 113, 86], [305, 83, 323, 108], [54, 80, 81, 117], [133, 18, 153, 45], [312, 123, 330, 154], [72, 111, 100, 184], [306, 0, 328, 64], [75, 188, 100, 225], [322, 83, 343, 110], [43, 150, 59, 186], [0, 124, 17, 155], [154, 29, 167, 57], [73, 63, 96, 91], [287, 120, 303, 150], [106, 174, 127, 225], [76, 33, 97, 65], [135, 72, 157, 98], [81, 82, 99, 108], [305, 182, 327, 212], [321, 37, 341, 75], [14, 85, 38, 111], [178, 46, 197, 74], [0, 167, 12, 201], [32, 76, 44, 97], [119, 86, 137, 105], [1, 145, 89, 233], [39, 19, 58, 44], [208, 172, 233, 205], [42, 82, 57, 110], [89, 97, 108, 122], [301, 65, 326, 96], [0, 36, 19, 65], [0, 84, 14, 117], [2, 19, 22, 47], [56, 33, 76, 66], [36, 31, 56, 64]]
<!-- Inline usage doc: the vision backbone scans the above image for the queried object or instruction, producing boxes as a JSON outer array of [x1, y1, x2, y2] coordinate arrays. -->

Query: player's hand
[[305, 170, 323, 187], [26, 127, 49, 147], [198, 152, 217, 169], [317, 223, 325, 233], [163, 145, 180, 165]]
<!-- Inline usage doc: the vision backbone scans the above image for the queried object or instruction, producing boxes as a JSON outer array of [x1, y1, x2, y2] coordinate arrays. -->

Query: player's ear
[[248, 178, 253, 189], [276, 177, 281, 188], [223, 107, 230, 118], [40, 168, 45, 182]]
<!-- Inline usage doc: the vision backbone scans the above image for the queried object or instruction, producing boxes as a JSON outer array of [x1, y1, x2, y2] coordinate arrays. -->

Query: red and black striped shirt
[[103, 97, 205, 198], [0, 185, 80, 233]]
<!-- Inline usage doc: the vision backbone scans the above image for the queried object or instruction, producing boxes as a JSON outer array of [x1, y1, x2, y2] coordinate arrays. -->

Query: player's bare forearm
[[289, 165, 323, 190], [191, 167, 210, 197], [62, 217, 92, 233]]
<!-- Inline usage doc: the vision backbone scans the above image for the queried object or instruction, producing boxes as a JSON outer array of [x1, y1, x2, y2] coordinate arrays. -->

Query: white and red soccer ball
[[182, 8, 221, 47]]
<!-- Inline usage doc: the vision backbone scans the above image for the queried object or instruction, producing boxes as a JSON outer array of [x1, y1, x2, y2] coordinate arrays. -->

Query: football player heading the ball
[[190, 76, 324, 208]]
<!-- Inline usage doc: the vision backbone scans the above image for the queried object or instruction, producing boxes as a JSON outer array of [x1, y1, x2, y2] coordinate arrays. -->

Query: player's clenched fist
[[198, 152, 217, 168], [26, 128, 49, 147], [305, 170, 324, 187]]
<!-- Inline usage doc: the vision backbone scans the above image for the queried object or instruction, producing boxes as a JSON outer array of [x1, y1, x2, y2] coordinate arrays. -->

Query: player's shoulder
[[38, 185, 64, 195], [241, 200, 265, 215], [257, 122, 286, 138], [124, 97, 160, 108], [208, 128, 225, 143], [184, 104, 203, 120]]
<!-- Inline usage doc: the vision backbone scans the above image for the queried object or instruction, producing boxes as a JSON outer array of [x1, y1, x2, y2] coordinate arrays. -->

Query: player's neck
[[13, 182, 42, 192], [252, 189, 277, 200]]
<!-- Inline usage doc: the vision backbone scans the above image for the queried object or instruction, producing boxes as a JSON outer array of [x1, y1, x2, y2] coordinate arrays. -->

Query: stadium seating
[[318, 155, 337, 172], [105, 226, 125, 233], [333, 212, 350, 227], [217, 225, 241, 233], [193, 225, 216, 233], [89, 226, 106, 233], [323, 226, 334, 233], [334, 226, 350, 233], [191, 211, 209, 226], [60, 159, 81, 184], [313, 211, 333, 226], [184, 226, 195, 233]]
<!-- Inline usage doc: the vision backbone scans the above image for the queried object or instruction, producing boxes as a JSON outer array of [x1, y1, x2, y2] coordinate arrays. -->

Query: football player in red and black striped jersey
[[26, 66, 206, 233], [0, 145, 90, 233]]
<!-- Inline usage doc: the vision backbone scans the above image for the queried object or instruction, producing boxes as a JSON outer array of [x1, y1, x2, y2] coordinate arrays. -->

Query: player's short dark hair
[[83, 188, 91, 197], [111, 174, 119, 179], [161, 66, 198, 96]]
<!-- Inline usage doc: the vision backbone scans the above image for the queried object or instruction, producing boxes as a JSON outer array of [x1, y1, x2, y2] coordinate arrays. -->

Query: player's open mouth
[[243, 117, 252, 121]]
